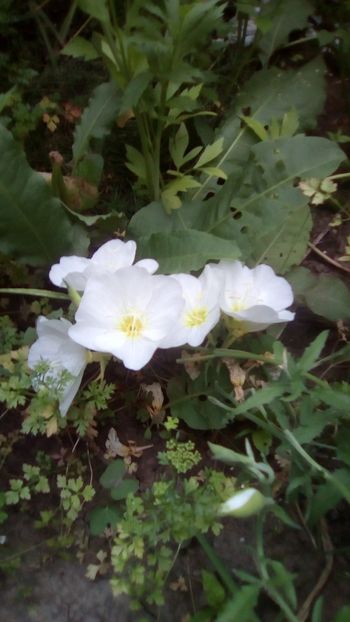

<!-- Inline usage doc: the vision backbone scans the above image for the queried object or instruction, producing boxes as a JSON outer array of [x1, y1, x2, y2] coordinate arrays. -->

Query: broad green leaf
[[110, 479, 139, 500], [99, 460, 125, 489], [0, 126, 83, 265], [288, 267, 350, 322], [137, 230, 240, 273], [72, 82, 121, 168], [254, 204, 312, 273], [257, 0, 313, 64], [61, 36, 99, 60], [77, 0, 109, 22], [210, 58, 327, 188], [89, 505, 120, 536], [281, 108, 299, 137]]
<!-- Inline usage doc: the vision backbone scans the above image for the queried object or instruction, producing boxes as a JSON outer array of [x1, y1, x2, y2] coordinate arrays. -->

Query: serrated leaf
[[0, 126, 82, 265], [137, 230, 240, 273], [120, 71, 151, 113], [99, 460, 125, 489], [61, 36, 99, 60], [297, 331, 329, 373], [72, 82, 121, 167]]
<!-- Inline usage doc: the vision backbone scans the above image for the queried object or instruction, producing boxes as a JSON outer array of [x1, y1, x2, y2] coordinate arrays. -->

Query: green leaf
[[288, 267, 350, 322], [297, 331, 329, 373], [0, 126, 82, 265], [216, 585, 260, 622], [194, 138, 224, 168], [61, 36, 99, 60], [125, 145, 147, 182], [311, 598, 323, 622], [99, 460, 125, 489], [169, 123, 189, 169], [267, 559, 297, 609], [72, 82, 121, 168], [137, 230, 240, 273], [120, 71, 152, 113], [89, 505, 120, 536], [308, 468, 350, 525], [240, 115, 269, 141], [77, 0, 109, 22], [337, 428, 350, 467], [110, 479, 139, 500], [215, 58, 327, 184], [201, 570, 226, 609], [334, 605, 350, 622], [257, 0, 313, 64]]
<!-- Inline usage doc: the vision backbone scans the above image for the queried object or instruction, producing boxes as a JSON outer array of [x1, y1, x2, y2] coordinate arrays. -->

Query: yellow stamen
[[184, 307, 208, 328], [119, 315, 143, 338]]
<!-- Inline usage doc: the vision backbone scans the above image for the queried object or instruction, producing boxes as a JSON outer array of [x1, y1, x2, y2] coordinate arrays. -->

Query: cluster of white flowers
[[28, 239, 295, 416]]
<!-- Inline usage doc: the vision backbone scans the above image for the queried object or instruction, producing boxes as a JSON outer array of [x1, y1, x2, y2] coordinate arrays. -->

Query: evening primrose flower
[[160, 265, 221, 348], [210, 261, 294, 331], [28, 317, 88, 416], [68, 267, 184, 371], [49, 239, 158, 290]]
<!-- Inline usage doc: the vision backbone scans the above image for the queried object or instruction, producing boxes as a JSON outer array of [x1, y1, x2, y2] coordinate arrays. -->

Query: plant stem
[[0, 288, 70, 300], [255, 514, 300, 622], [196, 533, 236, 596]]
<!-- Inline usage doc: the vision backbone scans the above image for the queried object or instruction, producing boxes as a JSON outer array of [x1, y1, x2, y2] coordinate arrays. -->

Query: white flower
[[49, 239, 158, 290], [28, 317, 88, 416], [160, 266, 221, 348], [68, 267, 184, 371], [219, 488, 265, 518], [210, 261, 294, 331]]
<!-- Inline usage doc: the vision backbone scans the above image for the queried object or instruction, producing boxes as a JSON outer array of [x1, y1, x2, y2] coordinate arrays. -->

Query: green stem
[[328, 172, 350, 181], [255, 514, 300, 622], [59, 0, 78, 42], [177, 348, 274, 365], [196, 533, 236, 596], [0, 288, 70, 300]]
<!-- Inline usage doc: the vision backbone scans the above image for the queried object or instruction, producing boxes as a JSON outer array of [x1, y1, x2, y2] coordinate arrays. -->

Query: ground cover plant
[[1, 0, 350, 620]]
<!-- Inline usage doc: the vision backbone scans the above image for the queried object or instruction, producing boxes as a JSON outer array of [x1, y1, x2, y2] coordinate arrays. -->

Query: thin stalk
[[328, 172, 350, 181], [0, 288, 70, 300], [177, 348, 274, 365], [196, 533, 236, 596], [255, 514, 300, 622], [59, 0, 78, 42]]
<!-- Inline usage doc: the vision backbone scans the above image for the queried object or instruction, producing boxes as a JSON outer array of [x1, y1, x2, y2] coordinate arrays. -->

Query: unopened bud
[[219, 488, 265, 518]]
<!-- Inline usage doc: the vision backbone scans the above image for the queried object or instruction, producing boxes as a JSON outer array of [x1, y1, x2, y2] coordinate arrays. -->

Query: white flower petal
[[91, 239, 136, 269], [49, 256, 90, 289]]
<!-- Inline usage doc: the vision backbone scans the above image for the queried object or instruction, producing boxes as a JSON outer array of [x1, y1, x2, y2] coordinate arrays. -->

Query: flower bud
[[219, 488, 265, 518]]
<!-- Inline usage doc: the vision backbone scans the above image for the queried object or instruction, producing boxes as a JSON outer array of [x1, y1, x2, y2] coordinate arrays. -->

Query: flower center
[[184, 307, 208, 328], [119, 315, 144, 338], [230, 299, 246, 312]]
